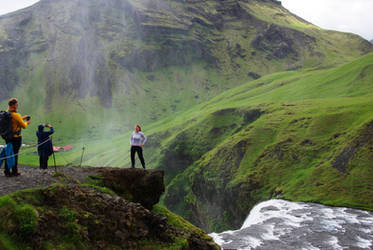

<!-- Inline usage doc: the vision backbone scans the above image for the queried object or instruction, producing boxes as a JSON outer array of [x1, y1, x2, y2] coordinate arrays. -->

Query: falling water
[[210, 199, 373, 250]]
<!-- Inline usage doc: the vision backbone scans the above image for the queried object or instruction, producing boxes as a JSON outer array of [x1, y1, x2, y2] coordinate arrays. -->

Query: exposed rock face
[[98, 168, 165, 209], [252, 24, 315, 60], [332, 120, 373, 173]]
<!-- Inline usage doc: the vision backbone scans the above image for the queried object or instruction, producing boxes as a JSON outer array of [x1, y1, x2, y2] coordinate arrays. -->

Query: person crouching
[[36, 123, 54, 169]]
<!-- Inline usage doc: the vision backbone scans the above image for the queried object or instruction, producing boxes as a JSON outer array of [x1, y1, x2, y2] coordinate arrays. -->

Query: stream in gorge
[[210, 199, 373, 250]]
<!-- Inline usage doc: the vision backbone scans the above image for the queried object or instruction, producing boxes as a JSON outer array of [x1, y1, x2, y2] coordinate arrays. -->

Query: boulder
[[97, 168, 165, 209]]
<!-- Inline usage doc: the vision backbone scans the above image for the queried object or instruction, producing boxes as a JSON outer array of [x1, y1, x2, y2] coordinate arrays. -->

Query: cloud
[[281, 0, 373, 40], [0, 0, 40, 16]]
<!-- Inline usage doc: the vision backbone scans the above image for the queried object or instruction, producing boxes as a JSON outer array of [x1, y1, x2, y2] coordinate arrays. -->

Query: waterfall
[[210, 199, 373, 250]]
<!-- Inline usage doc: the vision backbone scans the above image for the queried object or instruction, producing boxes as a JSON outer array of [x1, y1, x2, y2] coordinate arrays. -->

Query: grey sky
[[281, 0, 373, 40], [0, 0, 40, 16], [0, 0, 372, 40]]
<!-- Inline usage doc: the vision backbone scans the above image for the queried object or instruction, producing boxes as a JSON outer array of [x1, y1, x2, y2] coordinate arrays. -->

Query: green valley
[[17, 52, 373, 233], [0, 0, 372, 145], [0, 0, 372, 237]]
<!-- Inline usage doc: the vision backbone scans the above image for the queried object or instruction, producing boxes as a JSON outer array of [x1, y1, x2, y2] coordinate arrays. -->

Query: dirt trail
[[0, 165, 97, 196]]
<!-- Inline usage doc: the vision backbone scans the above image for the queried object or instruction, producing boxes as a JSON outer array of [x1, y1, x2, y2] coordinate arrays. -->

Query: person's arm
[[130, 133, 134, 146], [13, 113, 28, 129], [46, 125, 54, 136], [141, 132, 147, 146]]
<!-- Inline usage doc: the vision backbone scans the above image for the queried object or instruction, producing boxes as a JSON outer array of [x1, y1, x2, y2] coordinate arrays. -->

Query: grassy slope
[[139, 53, 372, 231], [15, 53, 372, 234], [14, 53, 372, 169], [1, 0, 372, 156], [12, 51, 373, 167], [48, 52, 372, 165], [0, 0, 372, 232]]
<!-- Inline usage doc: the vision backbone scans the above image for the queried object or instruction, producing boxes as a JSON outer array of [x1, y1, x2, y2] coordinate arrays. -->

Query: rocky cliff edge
[[0, 167, 220, 249]]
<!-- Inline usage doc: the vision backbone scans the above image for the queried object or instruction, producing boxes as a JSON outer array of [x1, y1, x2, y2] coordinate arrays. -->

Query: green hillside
[[159, 53, 373, 232], [16, 52, 373, 232], [38, 52, 370, 232], [154, 53, 373, 232], [0, 0, 372, 145], [1, 0, 373, 235]]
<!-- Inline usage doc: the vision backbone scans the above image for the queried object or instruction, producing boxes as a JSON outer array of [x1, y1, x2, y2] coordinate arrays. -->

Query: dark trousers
[[4, 137, 22, 175], [131, 146, 145, 169], [39, 155, 49, 169]]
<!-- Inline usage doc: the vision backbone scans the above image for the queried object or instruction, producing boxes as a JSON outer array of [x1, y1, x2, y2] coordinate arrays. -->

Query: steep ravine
[[159, 115, 373, 233]]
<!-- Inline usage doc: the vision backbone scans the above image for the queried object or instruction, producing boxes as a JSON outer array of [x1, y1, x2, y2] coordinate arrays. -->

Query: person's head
[[135, 124, 141, 132], [38, 124, 44, 132], [8, 98, 18, 110]]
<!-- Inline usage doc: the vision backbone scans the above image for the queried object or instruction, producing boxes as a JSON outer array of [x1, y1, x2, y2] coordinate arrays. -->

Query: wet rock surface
[[211, 199, 373, 250]]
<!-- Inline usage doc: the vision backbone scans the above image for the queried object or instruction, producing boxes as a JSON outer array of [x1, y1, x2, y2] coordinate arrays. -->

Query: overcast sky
[[281, 0, 373, 40], [0, 0, 372, 40], [0, 0, 40, 16]]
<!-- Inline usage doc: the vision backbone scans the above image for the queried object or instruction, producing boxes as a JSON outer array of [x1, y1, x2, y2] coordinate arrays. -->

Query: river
[[210, 199, 373, 250]]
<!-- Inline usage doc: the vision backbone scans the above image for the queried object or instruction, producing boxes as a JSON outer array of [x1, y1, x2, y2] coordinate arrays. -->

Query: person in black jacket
[[36, 123, 54, 169]]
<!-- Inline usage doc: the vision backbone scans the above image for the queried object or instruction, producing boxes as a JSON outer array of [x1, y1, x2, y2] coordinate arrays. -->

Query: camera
[[25, 116, 31, 121]]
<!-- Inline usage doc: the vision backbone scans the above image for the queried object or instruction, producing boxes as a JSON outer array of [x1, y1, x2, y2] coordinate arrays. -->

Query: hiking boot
[[12, 172, 21, 177], [5, 173, 12, 177]]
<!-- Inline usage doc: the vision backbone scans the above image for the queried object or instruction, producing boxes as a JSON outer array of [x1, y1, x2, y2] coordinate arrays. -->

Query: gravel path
[[0, 165, 98, 196]]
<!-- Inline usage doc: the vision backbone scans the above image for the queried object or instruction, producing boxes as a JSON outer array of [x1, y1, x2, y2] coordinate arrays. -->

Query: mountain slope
[[1, 0, 373, 235], [123, 53, 372, 232], [0, 0, 372, 144], [21, 53, 373, 232]]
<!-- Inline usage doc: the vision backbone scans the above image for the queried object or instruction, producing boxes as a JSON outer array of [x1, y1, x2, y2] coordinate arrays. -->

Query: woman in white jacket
[[130, 124, 147, 169]]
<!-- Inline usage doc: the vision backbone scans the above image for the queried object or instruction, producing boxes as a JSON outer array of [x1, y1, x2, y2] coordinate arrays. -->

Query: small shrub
[[14, 204, 39, 237], [59, 207, 82, 242], [59, 206, 76, 222]]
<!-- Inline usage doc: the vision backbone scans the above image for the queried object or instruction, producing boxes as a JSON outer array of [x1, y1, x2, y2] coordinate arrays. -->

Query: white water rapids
[[210, 199, 373, 250]]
